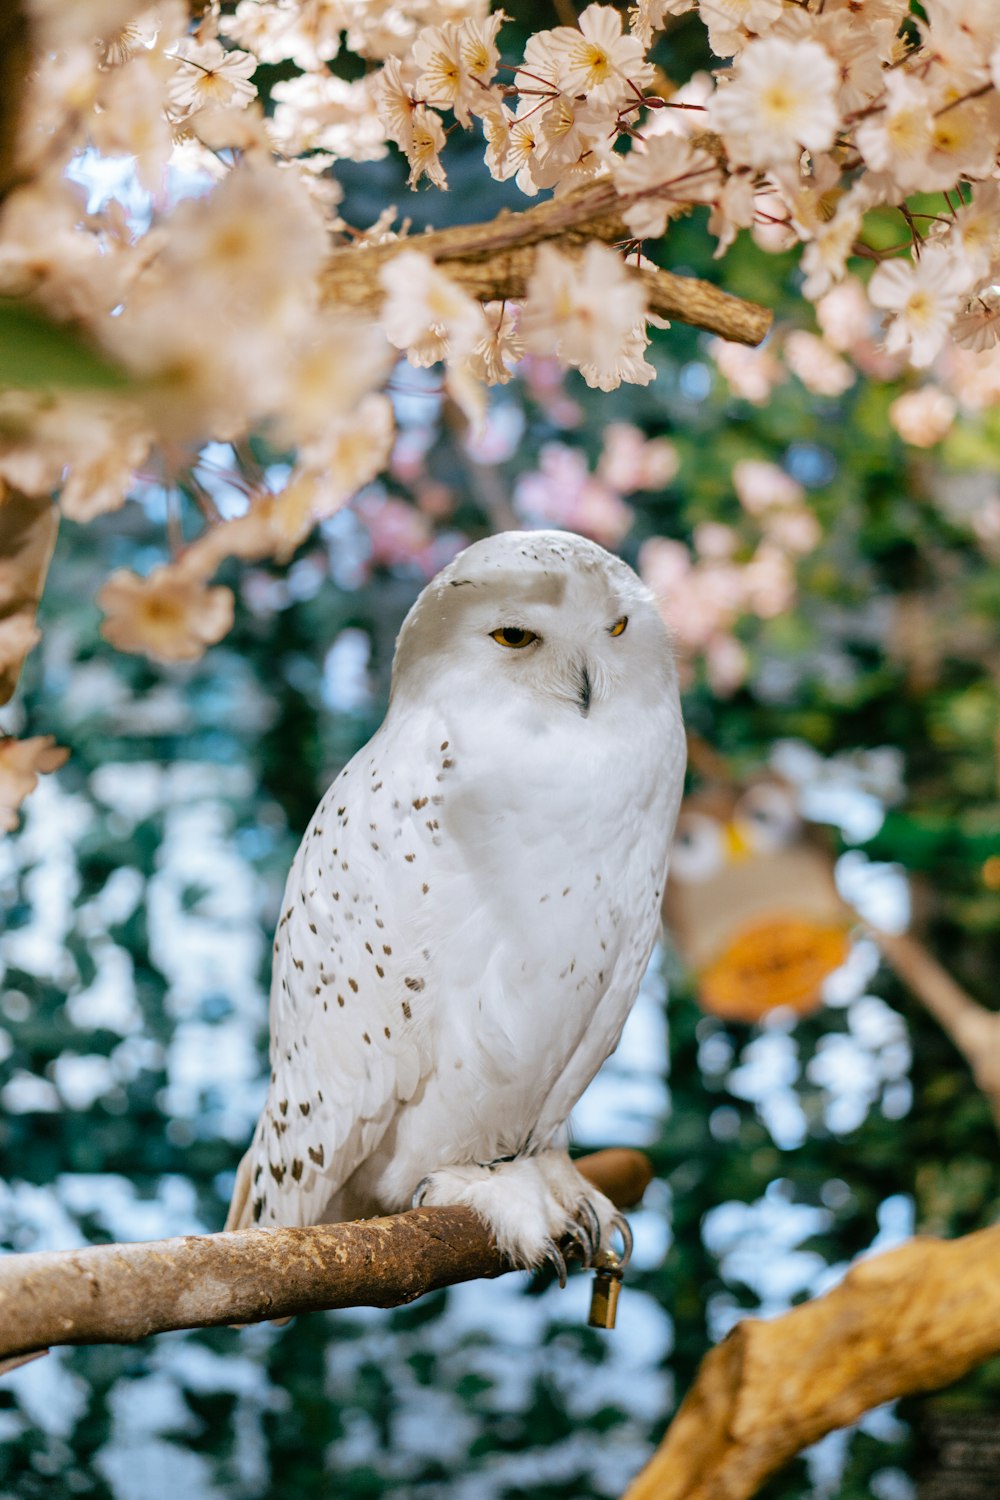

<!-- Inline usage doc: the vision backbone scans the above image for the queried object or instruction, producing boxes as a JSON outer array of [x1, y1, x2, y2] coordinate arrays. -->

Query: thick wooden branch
[[321, 179, 772, 347], [624, 1224, 1000, 1500], [874, 929, 1000, 1134], [0, 485, 59, 706], [0, 1148, 649, 1367], [0, 2, 30, 203]]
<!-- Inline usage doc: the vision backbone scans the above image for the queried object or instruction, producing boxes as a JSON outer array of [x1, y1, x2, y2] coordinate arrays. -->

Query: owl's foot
[[533, 1149, 632, 1269], [410, 1152, 631, 1274]]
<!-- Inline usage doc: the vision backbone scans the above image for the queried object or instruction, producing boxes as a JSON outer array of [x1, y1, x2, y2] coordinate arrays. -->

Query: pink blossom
[[814, 278, 875, 353], [693, 522, 738, 559], [598, 424, 679, 492], [514, 444, 634, 548], [354, 492, 432, 571], [783, 330, 855, 397], [705, 635, 749, 695], [762, 507, 822, 554], [743, 543, 795, 618], [889, 387, 957, 447], [711, 340, 786, 404], [733, 459, 805, 515]]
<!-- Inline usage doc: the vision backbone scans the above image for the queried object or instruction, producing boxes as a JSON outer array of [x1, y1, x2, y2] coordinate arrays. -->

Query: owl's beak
[[577, 661, 592, 717], [724, 821, 750, 862]]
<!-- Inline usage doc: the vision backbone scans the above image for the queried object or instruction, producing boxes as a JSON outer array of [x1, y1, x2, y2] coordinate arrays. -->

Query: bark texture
[[322, 178, 772, 347], [624, 1224, 1000, 1500]]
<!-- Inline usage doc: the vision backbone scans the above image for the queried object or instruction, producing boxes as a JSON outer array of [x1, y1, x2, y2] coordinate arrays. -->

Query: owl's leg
[[411, 1153, 631, 1273]]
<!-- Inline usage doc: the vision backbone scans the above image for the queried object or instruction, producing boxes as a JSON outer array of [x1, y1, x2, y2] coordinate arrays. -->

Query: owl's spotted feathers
[[228, 530, 685, 1267]]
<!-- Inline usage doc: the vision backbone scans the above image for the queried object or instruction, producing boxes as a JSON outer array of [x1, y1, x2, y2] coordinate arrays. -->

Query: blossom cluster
[[1, 0, 999, 821]]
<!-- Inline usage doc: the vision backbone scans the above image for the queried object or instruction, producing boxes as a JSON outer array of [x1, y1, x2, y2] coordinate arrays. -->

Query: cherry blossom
[[379, 252, 484, 365], [869, 244, 972, 368], [98, 566, 235, 663], [614, 136, 721, 239], [708, 37, 840, 169], [0, 736, 69, 835], [1, 0, 998, 722], [544, 4, 654, 105], [167, 38, 258, 115], [889, 387, 958, 447], [520, 243, 647, 379]]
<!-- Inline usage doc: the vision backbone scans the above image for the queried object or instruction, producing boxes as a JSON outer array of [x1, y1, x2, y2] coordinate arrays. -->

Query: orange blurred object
[[697, 916, 851, 1022]]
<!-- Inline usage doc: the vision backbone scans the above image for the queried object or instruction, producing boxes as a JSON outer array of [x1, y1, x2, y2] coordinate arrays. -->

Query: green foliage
[[0, 298, 128, 392]]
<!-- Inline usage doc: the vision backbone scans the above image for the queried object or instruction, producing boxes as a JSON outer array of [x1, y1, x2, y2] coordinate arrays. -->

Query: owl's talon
[[577, 1198, 601, 1259], [411, 1176, 432, 1209], [610, 1213, 633, 1269], [543, 1240, 568, 1288], [563, 1222, 593, 1266]]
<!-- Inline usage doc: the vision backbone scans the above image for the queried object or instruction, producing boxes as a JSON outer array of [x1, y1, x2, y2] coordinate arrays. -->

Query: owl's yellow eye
[[609, 617, 628, 637], [491, 626, 538, 649]]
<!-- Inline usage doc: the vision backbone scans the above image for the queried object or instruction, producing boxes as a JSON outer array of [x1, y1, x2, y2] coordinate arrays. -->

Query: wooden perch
[[321, 177, 772, 347], [624, 1223, 1000, 1500], [874, 928, 1000, 1134], [0, 484, 58, 705], [0, 1147, 650, 1368]]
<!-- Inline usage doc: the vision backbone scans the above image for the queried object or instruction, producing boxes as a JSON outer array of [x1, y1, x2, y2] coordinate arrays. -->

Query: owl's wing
[[228, 742, 436, 1230]]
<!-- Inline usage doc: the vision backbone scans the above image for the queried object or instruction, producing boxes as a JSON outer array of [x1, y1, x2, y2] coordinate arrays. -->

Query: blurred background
[[2, 6, 1000, 1498]]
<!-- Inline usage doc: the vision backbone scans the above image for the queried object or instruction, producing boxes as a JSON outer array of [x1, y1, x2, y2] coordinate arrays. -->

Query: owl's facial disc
[[390, 530, 676, 717]]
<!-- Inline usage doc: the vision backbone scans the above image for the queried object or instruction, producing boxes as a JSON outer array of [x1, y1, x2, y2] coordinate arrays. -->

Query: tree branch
[[623, 1224, 1000, 1500], [0, 1148, 650, 1368], [0, 484, 59, 707], [321, 179, 773, 347], [873, 928, 1000, 1133], [0, 2, 30, 204]]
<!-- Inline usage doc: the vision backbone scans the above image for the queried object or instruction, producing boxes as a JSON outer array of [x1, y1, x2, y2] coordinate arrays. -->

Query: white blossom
[[166, 38, 258, 115], [379, 252, 484, 365], [614, 136, 721, 239], [709, 37, 840, 168], [854, 72, 934, 195], [520, 242, 647, 376], [868, 243, 971, 367], [547, 4, 654, 104]]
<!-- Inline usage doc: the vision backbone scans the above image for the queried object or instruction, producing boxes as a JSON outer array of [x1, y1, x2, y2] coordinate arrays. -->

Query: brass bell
[[587, 1250, 623, 1330]]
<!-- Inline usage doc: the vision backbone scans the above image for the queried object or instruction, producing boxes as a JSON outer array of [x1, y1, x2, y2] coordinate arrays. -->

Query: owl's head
[[390, 529, 676, 719]]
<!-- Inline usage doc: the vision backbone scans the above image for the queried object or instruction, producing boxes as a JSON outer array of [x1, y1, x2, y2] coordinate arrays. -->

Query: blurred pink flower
[[414, 480, 455, 520], [743, 543, 795, 618], [639, 536, 691, 596], [354, 492, 433, 570], [710, 339, 786, 404], [814, 277, 874, 353], [519, 356, 583, 427], [597, 423, 679, 492], [937, 344, 1000, 412], [514, 443, 633, 547], [762, 506, 822, 554], [705, 634, 749, 694], [389, 428, 432, 485], [733, 458, 805, 515], [693, 521, 738, 559], [783, 330, 855, 397], [889, 386, 956, 447]]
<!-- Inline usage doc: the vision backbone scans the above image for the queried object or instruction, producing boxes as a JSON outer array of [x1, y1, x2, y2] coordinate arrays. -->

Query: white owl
[[227, 530, 685, 1273]]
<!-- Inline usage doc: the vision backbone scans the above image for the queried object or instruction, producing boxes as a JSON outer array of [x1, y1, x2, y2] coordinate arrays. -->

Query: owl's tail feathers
[[225, 1147, 254, 1232]]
